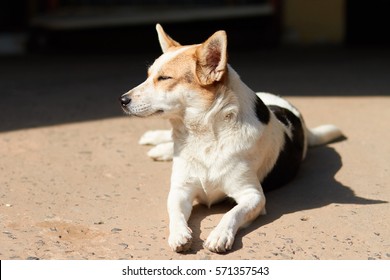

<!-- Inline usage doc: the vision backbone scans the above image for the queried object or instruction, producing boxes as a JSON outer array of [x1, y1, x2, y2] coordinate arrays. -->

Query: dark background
[[1, 0, 390, 51], [0, 0, 389, 131]]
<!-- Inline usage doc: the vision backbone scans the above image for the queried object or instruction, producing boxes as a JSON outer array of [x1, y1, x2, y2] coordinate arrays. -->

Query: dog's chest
[[176, 134, 248, 203]]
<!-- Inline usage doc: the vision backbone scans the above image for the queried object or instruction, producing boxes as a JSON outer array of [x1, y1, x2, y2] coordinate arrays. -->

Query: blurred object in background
[[26, 0, 280, 53], [0, 0, 389, 55], [0, 1, 28, 55], [283, 0, 390, 47], [282, 0, 344, 45], [0, 33, 27, 55]]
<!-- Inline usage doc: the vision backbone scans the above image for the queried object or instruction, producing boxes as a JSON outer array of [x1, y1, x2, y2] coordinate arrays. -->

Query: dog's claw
[[172, 238, 192, 252], [168, 227, 193, 253], [204, 228, 234, 253]]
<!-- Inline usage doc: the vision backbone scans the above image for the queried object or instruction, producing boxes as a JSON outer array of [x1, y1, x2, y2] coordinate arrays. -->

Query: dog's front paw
[[169, 226, 193, 253], [139, 130, 172, 146], [204, 228, 235, 253]]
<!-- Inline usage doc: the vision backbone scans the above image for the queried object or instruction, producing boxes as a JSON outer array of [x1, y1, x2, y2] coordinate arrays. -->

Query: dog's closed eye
[[157, 76, 173, 81]]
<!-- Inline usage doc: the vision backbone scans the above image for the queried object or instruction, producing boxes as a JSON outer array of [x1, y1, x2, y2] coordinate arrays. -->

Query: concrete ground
[[0, 48, 389, 260]]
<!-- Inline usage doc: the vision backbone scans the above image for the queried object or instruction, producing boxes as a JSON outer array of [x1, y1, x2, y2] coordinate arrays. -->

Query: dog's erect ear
[[156, 23, 181, 53], [195, 30, 227, 85]]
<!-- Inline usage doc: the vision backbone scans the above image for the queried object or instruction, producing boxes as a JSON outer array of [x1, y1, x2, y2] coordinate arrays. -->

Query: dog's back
[[256, 92, 342, 191]]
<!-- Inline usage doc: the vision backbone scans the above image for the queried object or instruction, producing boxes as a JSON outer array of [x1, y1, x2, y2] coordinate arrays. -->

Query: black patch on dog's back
[[262, 105, 305, 192], [254, 95, 270, 124]]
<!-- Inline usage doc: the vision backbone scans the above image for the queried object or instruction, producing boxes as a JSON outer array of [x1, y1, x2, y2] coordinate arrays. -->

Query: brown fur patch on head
[[184, 71, 193, 84], [151, 45, 227, 109]]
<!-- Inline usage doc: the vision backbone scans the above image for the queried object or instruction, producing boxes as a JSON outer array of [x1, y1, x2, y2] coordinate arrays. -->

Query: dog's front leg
[[167, 185, 196, 252], [204, 187, 266, 253]]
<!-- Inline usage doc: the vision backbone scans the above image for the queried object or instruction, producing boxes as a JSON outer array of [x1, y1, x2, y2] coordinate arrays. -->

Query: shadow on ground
[[1, 48, 390, 132], [184, 145, 387, 253]]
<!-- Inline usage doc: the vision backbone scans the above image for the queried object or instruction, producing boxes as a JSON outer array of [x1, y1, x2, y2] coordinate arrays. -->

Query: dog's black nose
[[120, 95, 131, 106]]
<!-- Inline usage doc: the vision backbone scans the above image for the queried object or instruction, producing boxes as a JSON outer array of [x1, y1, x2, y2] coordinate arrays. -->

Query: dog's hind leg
[[139, 130, 172, 146], [147, 142, 173, 161], [139, 130, 173, 160]]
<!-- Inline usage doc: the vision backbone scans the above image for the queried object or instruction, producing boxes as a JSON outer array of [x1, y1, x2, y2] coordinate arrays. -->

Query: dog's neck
[[170, 65, 258, 138]]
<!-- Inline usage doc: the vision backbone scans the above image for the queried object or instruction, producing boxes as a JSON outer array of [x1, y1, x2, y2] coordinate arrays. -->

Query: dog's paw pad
[[169, 228, 193, 253], [139, 130, 171, 146], [147, 143, 173, 161], [204, 228, 234, 253]]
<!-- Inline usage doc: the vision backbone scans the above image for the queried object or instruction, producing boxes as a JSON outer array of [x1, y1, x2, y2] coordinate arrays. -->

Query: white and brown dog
[[120, 24, 342, 253]]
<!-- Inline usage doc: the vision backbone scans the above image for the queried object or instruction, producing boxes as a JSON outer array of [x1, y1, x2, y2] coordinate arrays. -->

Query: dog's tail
[[307, 124, 344, 147]]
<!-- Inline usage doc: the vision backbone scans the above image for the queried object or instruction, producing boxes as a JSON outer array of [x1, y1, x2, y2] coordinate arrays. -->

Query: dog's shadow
[[186, 146, 387, 254]]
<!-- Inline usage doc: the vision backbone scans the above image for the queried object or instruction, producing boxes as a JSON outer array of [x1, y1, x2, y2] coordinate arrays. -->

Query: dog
[[120, 24, 343, 253]]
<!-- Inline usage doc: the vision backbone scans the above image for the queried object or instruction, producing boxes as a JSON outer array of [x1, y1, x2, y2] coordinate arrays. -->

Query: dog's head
[[120, 24, 228, 118]]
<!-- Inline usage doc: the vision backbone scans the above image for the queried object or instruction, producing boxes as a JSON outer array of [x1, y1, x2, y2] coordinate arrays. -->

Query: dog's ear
[[156, 23, 181, 53], [195, 30, 227, 85]]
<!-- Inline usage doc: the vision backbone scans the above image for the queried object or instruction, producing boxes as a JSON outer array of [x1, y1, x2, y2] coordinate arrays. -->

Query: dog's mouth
[[147, 109, 164, 117], [121, 105, 164, 117], [153, 109, 164, 114]]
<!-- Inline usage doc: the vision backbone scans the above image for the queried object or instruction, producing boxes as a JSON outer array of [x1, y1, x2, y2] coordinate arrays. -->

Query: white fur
[[147, 142, 174, 161], [122, 26, 343, 253], [134, 64, 285, 253], [139, 130, 172, 146], [307, 124, 343, 146]]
